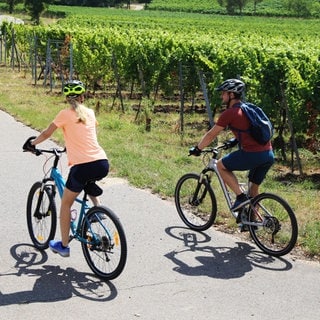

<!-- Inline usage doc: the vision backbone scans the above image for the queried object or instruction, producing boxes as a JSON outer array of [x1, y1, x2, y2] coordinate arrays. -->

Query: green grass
[[0, 68, 319, 261]]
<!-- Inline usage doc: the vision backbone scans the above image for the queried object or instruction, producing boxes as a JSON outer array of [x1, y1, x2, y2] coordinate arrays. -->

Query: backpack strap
[[228, 102, 249, 147]]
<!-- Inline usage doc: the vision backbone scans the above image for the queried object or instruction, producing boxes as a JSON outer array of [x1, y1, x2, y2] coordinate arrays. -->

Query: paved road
[[0, 109, 319, 319]]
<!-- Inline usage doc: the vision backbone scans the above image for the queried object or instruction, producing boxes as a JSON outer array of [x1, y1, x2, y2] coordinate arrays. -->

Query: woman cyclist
[[24, 80, 109, 257]]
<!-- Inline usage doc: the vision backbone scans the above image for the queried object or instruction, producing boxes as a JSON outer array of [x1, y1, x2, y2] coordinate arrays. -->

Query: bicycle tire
[[81, 206, 127, 280], [174, 173, 217, 231], [26, 182, 57, 250], [248, 192, 298, 257]]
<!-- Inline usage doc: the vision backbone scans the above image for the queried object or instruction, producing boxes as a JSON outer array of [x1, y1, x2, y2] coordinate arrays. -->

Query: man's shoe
[[49, 240, 70, 257], [231, 195, 251, 211]]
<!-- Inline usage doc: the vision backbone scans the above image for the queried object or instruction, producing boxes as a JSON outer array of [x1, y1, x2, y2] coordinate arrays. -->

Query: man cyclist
[[189, 78, 274, 213]]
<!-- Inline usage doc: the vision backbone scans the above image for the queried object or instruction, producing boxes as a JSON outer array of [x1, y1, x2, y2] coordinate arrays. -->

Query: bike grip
[[189, 146, 202, 156], [22, 136, 36, 151]]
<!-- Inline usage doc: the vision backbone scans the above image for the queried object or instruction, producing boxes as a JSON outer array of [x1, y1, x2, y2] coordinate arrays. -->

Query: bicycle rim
[[174, 173, 217, 231], [81, 206, 127, 280], [26, 182, 57, 250], [249, 193, 298, 256]]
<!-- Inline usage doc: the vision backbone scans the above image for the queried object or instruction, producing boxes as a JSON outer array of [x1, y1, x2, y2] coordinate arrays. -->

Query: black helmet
[[63, 80, 85, 97], [215, 79, 245, 95]]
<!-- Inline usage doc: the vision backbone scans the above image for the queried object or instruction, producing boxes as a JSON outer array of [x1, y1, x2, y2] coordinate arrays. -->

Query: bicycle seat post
[[82, 191, 89, 203]]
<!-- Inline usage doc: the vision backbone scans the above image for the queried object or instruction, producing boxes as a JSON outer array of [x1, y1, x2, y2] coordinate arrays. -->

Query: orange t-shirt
[[53, 107, 107, 166]]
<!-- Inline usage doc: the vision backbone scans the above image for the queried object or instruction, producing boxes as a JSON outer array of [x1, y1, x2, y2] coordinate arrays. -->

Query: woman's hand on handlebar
[[22, 136, 41, 156]]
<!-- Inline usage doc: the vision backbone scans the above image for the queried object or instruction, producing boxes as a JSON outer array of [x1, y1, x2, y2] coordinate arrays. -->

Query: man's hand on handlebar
[[189, 138, 237, 156], [223, 138, 238, 150], [189, 146, 202, 156], [22, 136, 41, 156]]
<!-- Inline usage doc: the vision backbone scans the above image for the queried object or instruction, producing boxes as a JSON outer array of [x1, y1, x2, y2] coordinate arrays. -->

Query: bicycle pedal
[[236, 208, 248, 224]]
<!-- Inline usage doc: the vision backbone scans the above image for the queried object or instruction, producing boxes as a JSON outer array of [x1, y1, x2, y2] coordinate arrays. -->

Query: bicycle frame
[[201, 153, 239, 220], [201, 149, 264, 228]]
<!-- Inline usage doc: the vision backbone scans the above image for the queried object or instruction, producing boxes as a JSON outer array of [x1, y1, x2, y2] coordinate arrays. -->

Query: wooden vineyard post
[[198, 69, 214, 128], [179, 61, 184, 134], [280, 84, 303, 175]]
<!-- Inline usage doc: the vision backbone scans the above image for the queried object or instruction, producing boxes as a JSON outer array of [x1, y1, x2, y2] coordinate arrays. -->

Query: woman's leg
[[60, 188, 79, 247], [89, 195, 100, 206]]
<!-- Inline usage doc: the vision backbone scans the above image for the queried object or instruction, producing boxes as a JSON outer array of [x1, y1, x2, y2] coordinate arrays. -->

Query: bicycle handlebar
[[23, 136, 66, 156], [36, 147, 66, 156], [199, 138, 238, 158]]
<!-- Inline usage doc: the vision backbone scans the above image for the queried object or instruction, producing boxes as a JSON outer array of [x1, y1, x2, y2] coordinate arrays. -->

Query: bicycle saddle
[[84, 181, 103, 197]]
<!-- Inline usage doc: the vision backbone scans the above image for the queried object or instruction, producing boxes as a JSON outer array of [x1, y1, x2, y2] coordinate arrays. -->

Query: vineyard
[[147, 0, 284, 16], [148, 0, 320, 17], [1, 7, 320, 154]]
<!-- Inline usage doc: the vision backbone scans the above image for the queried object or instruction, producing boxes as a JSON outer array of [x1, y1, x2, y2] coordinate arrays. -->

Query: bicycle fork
[[34, 182, 55, 219], [189, 173, 210, 206]]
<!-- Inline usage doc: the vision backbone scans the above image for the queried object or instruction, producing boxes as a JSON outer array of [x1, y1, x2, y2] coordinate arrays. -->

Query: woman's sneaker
[[49, 240, 70, 257]]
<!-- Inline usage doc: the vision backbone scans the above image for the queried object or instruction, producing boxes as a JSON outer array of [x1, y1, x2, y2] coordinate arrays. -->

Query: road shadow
[[165, 226, 293, 279], [0, 243, 117, 306]]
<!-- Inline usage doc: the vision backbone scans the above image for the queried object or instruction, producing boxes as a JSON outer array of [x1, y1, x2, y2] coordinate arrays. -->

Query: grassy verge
[[0, 67, 319, 261]]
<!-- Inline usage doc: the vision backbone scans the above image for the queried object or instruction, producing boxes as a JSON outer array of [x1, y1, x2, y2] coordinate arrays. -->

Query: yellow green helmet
[[63, 80, 85, 97]]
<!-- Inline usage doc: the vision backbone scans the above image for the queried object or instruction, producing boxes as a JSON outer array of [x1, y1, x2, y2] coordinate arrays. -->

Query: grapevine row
[[2, 13, 320, 148]]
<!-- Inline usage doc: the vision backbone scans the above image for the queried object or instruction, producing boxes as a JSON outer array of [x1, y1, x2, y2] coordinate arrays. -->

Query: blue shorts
[[66, 159, 109, 193], [222, 149, 274, 185]]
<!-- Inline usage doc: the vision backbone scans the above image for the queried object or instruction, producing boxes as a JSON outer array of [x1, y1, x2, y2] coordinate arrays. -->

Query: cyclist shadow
[[164, 226, 293, 279], [0, 243, 117, 306]]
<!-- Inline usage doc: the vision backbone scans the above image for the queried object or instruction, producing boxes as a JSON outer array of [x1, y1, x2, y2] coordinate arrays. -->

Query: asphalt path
[[0, 109, 319, 319]]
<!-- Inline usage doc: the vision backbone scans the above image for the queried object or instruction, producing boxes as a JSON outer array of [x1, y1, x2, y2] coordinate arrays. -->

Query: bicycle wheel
[[248, 192, 298, 257], [81, 206, 127, 280], [175, 173, 217, 231], [26, 182, 57, 250]]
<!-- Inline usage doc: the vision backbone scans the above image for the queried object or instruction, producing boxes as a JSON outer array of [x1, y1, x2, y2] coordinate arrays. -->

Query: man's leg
[[217, 159, 242, 195], [248, 181, 259, 198]]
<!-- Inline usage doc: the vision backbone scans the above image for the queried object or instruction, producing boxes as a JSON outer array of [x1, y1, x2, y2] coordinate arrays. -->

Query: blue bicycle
[[23, 137, 127, 280]]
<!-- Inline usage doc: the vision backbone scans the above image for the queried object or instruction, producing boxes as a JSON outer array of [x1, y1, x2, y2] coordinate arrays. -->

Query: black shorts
[[65, 159, 109, 193]]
